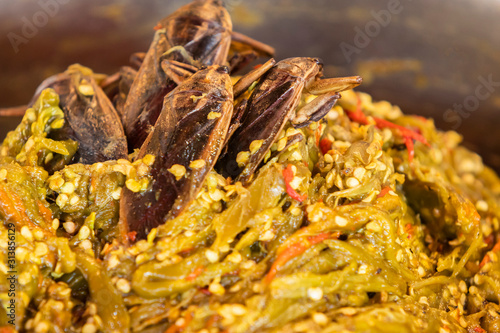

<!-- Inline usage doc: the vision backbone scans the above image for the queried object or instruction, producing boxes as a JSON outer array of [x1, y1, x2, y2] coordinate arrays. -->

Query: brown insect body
[[220, 57, 361, 183], [122, 0, 232, 151], [221, 57, 325, 181], [31, 65, 128, 164], [120, 65, 233, 239]]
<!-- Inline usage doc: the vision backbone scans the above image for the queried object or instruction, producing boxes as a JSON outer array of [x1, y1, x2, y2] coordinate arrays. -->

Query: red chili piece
[[186, 266, 205, 281], [319, 138, 333, 155], [345, 97, 430, 163], [265, 232, 337, 283], [377, 186, 391, 198], [127, 231, 137, 242], [282, 164, 307, 202]]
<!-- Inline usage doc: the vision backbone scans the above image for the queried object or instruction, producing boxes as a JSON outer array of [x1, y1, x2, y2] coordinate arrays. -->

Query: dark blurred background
[[1, 0, 499, 170]]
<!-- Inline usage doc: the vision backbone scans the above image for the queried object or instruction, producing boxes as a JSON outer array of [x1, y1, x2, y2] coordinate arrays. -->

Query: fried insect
[[120, 65, 233, 239], [219, 57, 362, 183], [31, 64, 128, 165], [122, 0, 273, 150]]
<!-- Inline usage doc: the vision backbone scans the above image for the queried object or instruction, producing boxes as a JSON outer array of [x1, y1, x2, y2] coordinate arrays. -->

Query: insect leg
[[292, 92, 340, 128], [306, 76, 362, 95]]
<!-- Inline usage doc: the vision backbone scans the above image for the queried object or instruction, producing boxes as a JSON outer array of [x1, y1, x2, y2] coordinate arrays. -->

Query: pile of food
[[1, 1, 500, 332]]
